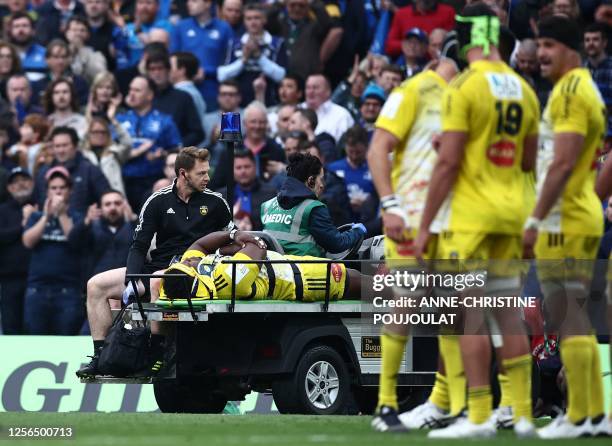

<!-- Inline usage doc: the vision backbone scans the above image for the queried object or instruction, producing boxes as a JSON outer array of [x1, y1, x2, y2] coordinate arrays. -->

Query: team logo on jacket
[[331, 263, 343, 283], [199, 206, 208, 215]]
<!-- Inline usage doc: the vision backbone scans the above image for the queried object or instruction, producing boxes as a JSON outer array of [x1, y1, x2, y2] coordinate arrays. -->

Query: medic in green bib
[[260, 153, 367, 256]]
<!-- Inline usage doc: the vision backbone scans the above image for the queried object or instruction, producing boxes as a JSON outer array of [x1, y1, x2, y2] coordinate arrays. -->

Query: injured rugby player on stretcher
[[149, 231, 367, 302]]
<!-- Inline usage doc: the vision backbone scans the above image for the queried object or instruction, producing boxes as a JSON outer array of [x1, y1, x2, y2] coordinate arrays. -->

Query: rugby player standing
[[523, 15, 607, 438], [414, 3, 540, 438]]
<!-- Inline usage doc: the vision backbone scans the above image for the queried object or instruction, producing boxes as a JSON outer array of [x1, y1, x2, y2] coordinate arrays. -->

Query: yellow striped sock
[[429, 372, 450, 411], [588, 335, 604, 419], [502, 354, 532, 422], [439, 335, 466, 416], [467, 385, 493, 424], [560, 336, 592, 424], [497, 373, 512, 408], [377, 330, 408, 410]]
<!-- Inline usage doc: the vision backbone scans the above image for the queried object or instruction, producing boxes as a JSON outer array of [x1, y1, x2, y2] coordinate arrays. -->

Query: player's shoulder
[[552, 68, 598, 101], [201, 188, 230, 206], [448, 67, 477, 90]]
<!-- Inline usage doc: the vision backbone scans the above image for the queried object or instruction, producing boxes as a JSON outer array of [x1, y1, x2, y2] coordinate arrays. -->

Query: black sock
[[151, 334, 165, 350], [93, 340, 104, 354]]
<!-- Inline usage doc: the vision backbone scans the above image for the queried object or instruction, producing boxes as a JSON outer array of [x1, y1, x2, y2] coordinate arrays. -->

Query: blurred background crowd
[[0, 0, 610, 335]]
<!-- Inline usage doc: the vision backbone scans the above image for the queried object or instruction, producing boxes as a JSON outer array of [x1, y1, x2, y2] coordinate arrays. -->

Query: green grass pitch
[[0, 413, 610, 446]]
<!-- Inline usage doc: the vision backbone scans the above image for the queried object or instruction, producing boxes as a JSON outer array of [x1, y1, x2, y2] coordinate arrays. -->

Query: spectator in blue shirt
[[218, 3, 287, 106], [117, 75, 182, 211], [326, 125, 375, 220], [170, 0, 233, 111], [22, 166, 85, 335], [123, 0, 173, 69], [7, 12, 47, 83], [170, 51, 207, 143]]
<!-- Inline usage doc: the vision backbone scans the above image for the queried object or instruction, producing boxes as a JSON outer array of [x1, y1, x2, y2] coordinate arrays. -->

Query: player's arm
[[521, 85, 540, 173], [595, 154, 612, 200], [184, 231, 266, 257], [418, 131, 467, 233], [522, 134, 538, 172]]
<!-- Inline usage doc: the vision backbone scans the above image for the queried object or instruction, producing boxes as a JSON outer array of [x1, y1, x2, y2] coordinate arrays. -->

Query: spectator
[[123, 0, 173, 69], [322, 0, 369, 88], [220, 0, 245, 40], [117, 75, 181, 210], [266, 0, 338, 82], [515, 38, 551, 108], [85, 72, 122, 121], [0, 167, 34, 334], [219, 3, 288, 106], [203, 79, 242, 147], [385, 0, 455, 59], [327, 125, 375, 220], [331, 58, 368, 122], [64, 16, 108, 84], [272, 103, 296, 144], [0, 0, 33, 37], [146, 51, 204, 147], [34, 0, 86, 45], [5, 74, 44, 125], [68, 189, 137, 280], [152, 151, 176, 191], [553, 0, 581, 18], [288, 106, 337, 162], [170, 0, 233, 111], [34, 126, 110, 213], [359, 53, 389, 81], [375, 63, 403, 96], [7, 113, 49, 173], [359, 83, 385, 138], [595, 0, 612, 28], [23, 166, 84, 335], [84, 0, 129, 71], [428, 27, 447, 60], [584, 22, 611, 139], [399, 27, 427, 78], [304, 73, 354, 143], [7, 12, 47, 82], [209, 100, 284, 190], [0, 42, 22, 101], [217, 150, 276, 230], [81, 115, 132, 197], [267, 74, 304, 134], [170, 51, 207, 139], [31, 40, 89, 107], [43, 78, 88, 138]]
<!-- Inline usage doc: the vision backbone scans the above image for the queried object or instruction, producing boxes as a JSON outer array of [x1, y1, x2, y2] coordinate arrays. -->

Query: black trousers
[[0, 275, 27, 334]]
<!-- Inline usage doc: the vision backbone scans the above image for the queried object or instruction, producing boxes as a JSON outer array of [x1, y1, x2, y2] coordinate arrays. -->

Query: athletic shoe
[[492, 406, 514, 429], [537, 415, 592, 439], [75, 354, 100, 378], [427, 417, 496, 439], [590, 415, 611, 437], [371, 406, 409, 432], [398, 400, 452, 429], [514, 417, 536, 438]]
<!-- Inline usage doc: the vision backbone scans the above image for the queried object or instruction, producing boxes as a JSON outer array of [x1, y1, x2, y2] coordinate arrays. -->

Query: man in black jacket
[[146, 51, 204, 147], [77, 147, 259, 377], [0, 168, 34, 334], [216, 150, 277, 230]]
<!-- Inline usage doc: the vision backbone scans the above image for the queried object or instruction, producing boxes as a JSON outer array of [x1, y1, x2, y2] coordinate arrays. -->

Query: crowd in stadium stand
[[0, 0, 610, 335]]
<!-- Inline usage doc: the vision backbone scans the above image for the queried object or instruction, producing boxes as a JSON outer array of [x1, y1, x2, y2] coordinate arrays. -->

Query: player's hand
[[351, 223, 367, 235], [522, 228, 537, 259], [413, 228, 430, 263], [122, 282, 136, 305], [382, 212, 406, 243], [234, 231, 267, 249]]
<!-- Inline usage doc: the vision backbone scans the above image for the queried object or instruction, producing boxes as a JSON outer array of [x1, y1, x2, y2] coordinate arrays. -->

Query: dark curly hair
[[286, 152, 323, 183]]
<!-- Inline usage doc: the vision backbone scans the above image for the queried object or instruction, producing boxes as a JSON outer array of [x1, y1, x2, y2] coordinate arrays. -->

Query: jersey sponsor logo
[[380, 92, 403, 119], [209, 29, 220, 40], [147, 120, 161, 133], [166, 207, 175, 214], [331, 263, 343, 283], [485, 73, 523, 100], [200, 206, 208, 215], [486, 140, 516, 167], [261, 213, 292, 225], [396, 238, 416, 257], [187, 29, 196, 37]]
